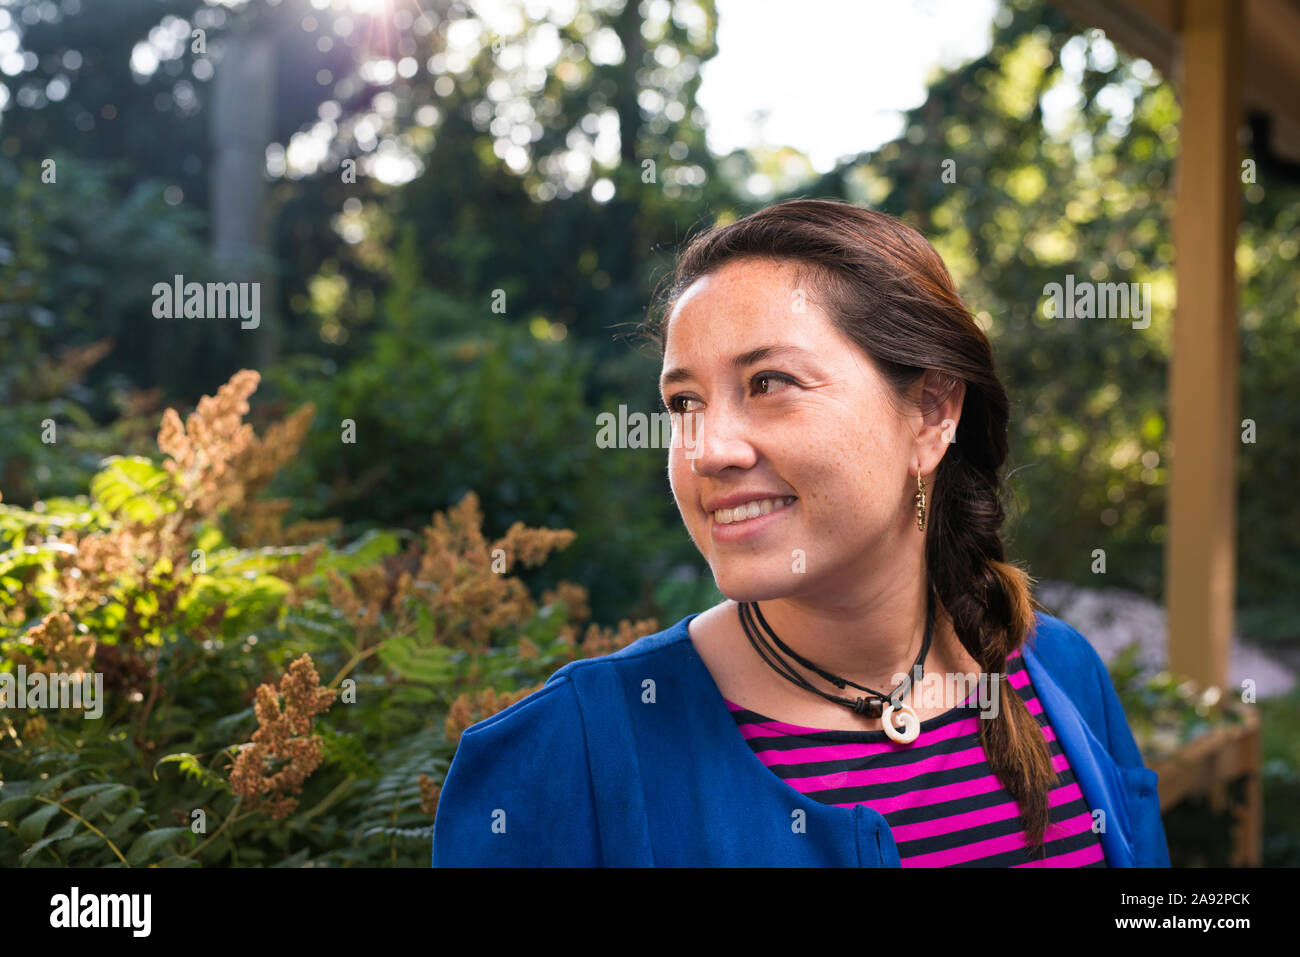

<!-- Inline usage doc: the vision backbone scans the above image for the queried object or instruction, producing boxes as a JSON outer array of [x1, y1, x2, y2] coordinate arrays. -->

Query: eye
[[662, 373, 795, 413], [752, 372, 795, 396]]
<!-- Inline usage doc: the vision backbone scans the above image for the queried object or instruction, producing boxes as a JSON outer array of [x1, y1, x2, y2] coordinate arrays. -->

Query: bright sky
[[700, 0, 999, 172], [87, 0, 1007, 189]]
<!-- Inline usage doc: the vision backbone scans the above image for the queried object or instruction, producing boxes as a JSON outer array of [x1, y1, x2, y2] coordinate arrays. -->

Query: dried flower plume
[[228, 654, 337, 819]]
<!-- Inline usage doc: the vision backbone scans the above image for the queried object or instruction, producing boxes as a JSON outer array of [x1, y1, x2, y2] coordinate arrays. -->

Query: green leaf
[[126, 827, 191, 866], [413, 602, 438, 643], [21, 818, 79, 865], [0, 542, 77, 579], [208, 707, 255, 740], [284, 607, 346, 639], [54, 833, 105, 858], [154, 753, 230, 792], [389, 685, 438, 706], [272, 847, 312, 868], [81, 784, 135, 820], [319, 728, 382, 777], [90, 456, 173, 523], [313, 528, 404, 574], [188, 571, 291, 609], [0, 785, 38, 821], [60, 782, 122, 802], [27, 767, 84, 798], [195, 523, 226, 554], [377, 635, 452, 685], [17, 802, 63, 843], [102, 806, 147, 841]]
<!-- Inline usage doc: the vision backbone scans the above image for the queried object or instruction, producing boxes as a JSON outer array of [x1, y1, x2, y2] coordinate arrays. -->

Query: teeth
[[713, 497, 796, 525]]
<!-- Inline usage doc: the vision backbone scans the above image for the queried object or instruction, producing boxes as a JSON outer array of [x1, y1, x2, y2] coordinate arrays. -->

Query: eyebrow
[[659, 343, 818, 392]]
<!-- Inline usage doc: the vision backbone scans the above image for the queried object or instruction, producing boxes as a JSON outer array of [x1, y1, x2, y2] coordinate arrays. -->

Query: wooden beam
[[1050, 0, 1300, 164], [1245, 0, 1300, 136], [1048, 0, 1176, 74], [1166, 0, 1242, 692]]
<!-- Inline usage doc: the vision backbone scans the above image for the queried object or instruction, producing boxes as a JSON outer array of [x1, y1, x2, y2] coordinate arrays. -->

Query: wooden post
[[1234, 714, 1262, 867], [210, 33, 278, 367], [1166, 0, 1242, 694]]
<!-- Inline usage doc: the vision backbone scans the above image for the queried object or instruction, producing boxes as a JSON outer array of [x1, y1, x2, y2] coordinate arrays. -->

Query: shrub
[[0, 370, 654, 866]]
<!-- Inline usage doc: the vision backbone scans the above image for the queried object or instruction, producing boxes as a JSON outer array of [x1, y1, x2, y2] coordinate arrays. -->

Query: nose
[[679, 404, 757, 478]]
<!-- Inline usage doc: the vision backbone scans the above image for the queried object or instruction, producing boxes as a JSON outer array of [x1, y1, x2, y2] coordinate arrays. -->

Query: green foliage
[[1110, 646, 1291, 867], [0, 423, 599, 866], [264, 229, 689, 629], [0, 746, 190, 867], [90, 457, 176, 524], [0, 154, 212, 505], [346, 729, 442, 866], [831, 0, 1300, 642], [1108, 643, 1249, 764], [154, 753, 231, 793], [1259, 688, 1300, 866], [1, 0, 1292, 870]]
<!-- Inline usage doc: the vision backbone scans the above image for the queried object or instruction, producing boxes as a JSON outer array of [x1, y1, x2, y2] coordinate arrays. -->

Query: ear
[[912, 370, 964, 475]]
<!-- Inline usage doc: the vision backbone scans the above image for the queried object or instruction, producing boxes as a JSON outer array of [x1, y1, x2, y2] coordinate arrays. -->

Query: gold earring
[[915, 473, 927, 532]]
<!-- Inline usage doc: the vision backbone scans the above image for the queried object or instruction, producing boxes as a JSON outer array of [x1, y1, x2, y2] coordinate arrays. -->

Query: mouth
[[709, 496, 798, 525], [708, 496, 798, 543]]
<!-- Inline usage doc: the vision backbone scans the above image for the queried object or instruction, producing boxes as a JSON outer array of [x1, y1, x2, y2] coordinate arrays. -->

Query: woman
[[432, 198, 1170, 867]]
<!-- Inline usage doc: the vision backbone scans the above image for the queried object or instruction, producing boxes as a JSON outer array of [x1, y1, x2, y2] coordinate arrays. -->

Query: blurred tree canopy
[[0, 0, 1296, 638]]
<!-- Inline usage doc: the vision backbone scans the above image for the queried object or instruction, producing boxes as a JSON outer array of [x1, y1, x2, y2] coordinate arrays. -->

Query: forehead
[[663, 258, 813, 352]]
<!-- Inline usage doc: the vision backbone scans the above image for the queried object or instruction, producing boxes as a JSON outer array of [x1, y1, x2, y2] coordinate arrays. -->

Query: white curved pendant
[[881, 701, 920, 744]]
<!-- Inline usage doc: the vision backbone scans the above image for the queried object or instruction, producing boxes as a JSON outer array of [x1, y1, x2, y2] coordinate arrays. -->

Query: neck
[[743, 568, 945, 695]]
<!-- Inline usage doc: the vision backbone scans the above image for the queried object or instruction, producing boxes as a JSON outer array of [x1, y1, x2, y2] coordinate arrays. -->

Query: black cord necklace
[[736, 587, 936, 744]]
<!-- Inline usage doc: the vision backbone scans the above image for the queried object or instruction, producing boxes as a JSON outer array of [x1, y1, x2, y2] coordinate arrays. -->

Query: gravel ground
[[1035, 579, 1297, 699]]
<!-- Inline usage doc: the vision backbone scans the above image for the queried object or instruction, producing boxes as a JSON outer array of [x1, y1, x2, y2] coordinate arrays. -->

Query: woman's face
[[660, 257, 939, 605]]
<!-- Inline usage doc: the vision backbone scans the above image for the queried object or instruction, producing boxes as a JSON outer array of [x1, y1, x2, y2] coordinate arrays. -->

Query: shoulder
[[544, 614, 700, 686], [431, 616, 696, 866], [432, 673, 595, 866], [456, 614, 696, 735], [1023, 608, 1108, 692]]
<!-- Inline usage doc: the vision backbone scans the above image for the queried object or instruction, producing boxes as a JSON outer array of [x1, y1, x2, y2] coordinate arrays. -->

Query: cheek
[[666, 452, 694, 515], [788, 434, 892, 527]]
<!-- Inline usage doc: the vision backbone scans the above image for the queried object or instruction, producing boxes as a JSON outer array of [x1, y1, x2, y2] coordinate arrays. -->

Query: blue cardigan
[[432, 609, 1171, 867]]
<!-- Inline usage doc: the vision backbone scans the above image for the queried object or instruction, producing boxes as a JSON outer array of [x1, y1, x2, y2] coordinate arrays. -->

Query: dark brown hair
[[639, 197, 1057, 851]]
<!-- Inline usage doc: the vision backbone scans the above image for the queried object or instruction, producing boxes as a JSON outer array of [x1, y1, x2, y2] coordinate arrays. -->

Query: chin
[[708, 569, 797, 605]]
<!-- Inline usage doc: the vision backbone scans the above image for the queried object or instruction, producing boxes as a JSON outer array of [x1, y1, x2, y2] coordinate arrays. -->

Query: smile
[[711, 496, 797, 525]]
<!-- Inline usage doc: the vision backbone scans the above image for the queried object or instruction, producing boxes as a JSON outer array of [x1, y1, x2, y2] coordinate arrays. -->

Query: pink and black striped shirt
[[724, 648, 1107, 867]]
